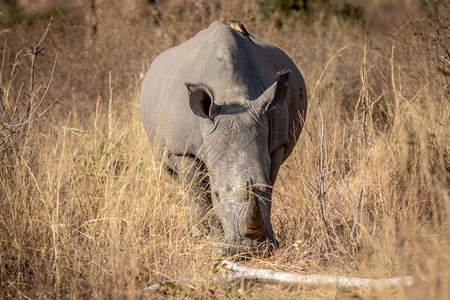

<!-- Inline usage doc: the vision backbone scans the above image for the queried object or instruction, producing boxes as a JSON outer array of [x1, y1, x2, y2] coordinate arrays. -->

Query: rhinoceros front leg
[[165, 154, 221, 236]]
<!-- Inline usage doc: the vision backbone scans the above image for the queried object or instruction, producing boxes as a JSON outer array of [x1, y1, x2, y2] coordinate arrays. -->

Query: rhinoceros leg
[[165, 154, 221, 236]]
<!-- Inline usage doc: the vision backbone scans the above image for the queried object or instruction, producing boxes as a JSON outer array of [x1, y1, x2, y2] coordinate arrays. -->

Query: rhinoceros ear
[[185, 83, 218, 119], [255, 70, 291, 115]]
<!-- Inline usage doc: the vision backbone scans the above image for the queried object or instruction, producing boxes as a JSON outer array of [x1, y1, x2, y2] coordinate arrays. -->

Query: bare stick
[[28, 15, 53, 96], [25, 15, 53, 120], [317, 98, 332, 239], [10, 53, 58, 129], [351, 33, 376, 240]]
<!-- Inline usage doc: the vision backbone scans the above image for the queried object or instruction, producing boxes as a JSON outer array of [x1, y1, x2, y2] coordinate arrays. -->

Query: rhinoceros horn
[[239, 181, 265, 239]]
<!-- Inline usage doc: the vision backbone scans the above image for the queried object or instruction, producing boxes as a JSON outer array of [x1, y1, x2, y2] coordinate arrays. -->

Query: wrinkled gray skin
[[140, 21, 307, 255]]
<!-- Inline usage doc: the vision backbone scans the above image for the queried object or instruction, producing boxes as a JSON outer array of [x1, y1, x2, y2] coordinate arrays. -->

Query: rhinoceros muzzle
[[217, 180, 278, 256]]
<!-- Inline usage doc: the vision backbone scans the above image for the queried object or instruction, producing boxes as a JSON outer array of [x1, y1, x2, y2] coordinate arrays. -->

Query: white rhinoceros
[[140, 20, 307, 254]]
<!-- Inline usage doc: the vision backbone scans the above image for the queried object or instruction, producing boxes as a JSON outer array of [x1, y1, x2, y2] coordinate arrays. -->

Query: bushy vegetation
[[1, 0, 449, 298]]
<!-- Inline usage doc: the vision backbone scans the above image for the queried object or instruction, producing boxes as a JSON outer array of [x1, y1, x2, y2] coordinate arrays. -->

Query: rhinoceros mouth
[[218, 234, 278, 257]]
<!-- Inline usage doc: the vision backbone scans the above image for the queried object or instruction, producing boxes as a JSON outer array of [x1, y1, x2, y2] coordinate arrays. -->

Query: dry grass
[[1, 0, 449, 298]]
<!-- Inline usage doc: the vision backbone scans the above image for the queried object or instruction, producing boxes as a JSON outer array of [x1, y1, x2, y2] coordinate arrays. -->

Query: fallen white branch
[[134, 260, 416, 295], [221, 260, 416, 290]]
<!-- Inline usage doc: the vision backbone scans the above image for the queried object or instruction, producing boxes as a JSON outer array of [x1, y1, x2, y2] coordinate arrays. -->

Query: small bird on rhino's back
[[230, 19, 255, 44]]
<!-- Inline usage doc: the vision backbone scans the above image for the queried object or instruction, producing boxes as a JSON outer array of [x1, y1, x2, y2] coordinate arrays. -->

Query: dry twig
[[0, 16, 58, 152]]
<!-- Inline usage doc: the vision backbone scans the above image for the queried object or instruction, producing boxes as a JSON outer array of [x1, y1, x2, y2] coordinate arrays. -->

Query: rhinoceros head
[[185, 70, 291, 254]]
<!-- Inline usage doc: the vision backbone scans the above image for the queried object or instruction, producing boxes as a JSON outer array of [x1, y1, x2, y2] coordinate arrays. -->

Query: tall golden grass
[[1, 0, 449, 298]]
